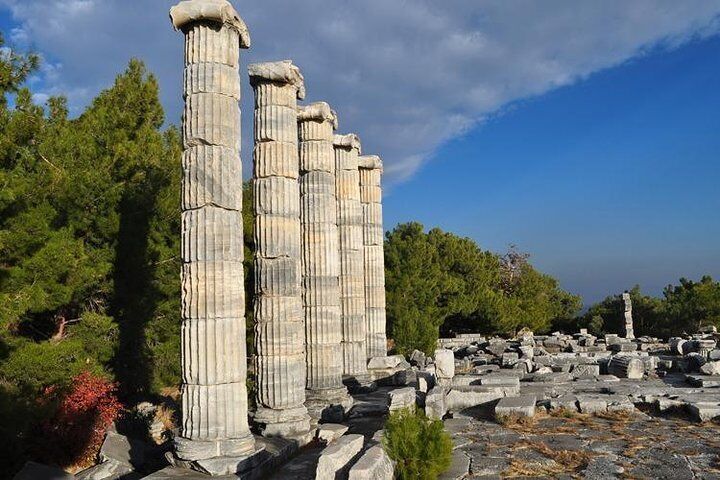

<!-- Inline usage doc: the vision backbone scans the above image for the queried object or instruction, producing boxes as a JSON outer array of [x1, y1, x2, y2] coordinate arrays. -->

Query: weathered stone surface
[[438, 450, 470, 480], [495, 395, 537, 418], [572, 364, 600, 377], [316, 434, 364, 480], [75, 460, 133, 480], [435, 349, 455, 380], [298, 102, 351, 416], [359, 155, 386, 359], [622, 292, 635, 339], [608, 355, 644, 379], [251, 61, 310, 438], [388, 387, 416, 411], [700, 360, 720, 376], [687, 402, 720, 422], [425, 387, 447, 419], [171, 1, 254, 465], [367, 355, 404, 370], [348, 445, 394, 480], [577, 396, 608, 414], [335, 134, 370, 383], [316, 423, 349, 444]]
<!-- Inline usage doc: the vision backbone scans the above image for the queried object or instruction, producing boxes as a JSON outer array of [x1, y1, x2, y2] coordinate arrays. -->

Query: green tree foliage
[[385, 223, 581, 354], [0, 44, 181, 473], [382, 407, 453, 480]]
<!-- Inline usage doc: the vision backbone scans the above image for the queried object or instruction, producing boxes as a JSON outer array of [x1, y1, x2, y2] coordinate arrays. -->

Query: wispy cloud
[[2, 0, 720, 182]]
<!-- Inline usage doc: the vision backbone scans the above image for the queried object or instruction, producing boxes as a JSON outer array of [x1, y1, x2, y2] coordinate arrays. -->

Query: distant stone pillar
[[249, 60, 311, 438], [359, 155, 387, 359], [622, 292, 635, 339], [170, 0, 254, 473], [334, 134, 370, 384], [298, 103, 353, 417]]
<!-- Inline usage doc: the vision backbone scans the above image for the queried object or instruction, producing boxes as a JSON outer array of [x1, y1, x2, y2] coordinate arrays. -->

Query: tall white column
[[359, 155, 387, 359], [298, 103, 353, 418], [249, 60, 311, 439], [170, 1, 254, 474], [334, 134, 371, 385]]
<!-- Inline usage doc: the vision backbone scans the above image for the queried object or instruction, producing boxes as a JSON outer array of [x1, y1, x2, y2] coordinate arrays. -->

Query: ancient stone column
[[249, 60, 311, 438], [170, 0, 254, 474], [298, 103, 353, 418], [334, 134, 371, 385], [623, 292, 635, 339], [359, 155, 387, 359]]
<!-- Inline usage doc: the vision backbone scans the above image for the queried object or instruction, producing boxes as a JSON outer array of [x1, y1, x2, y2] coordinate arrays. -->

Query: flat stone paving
[[443, 406, 720, 479]]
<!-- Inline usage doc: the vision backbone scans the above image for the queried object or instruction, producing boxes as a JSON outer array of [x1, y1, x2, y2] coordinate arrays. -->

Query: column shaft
[[250, 61, 311, 438], [334, 135, 369, 380], [298, 104, 351, 413], [359, 155, 387, 359], [170, 0, 254, 469]]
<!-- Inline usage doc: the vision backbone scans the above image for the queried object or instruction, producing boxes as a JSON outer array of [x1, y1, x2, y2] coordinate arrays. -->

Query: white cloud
[[1, 0, 719, 182]]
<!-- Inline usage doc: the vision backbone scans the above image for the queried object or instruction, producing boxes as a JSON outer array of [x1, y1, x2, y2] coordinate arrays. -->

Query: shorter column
[[622, 292, 634, 339], [334, 134, 373, 389], [298, 102, 353, 420], [359, 155, 387, 359]]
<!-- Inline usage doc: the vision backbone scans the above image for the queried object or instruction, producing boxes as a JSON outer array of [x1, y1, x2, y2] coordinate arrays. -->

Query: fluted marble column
[[298, 103, 353, 417], [359, 155, 387, 359], [170, 0, 254, 473], [249, 60, 311, 438], [334, 134, 371, 384]]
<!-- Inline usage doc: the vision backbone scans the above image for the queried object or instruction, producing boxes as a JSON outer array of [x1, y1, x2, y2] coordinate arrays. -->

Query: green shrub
[[382, 407, 453, 480]]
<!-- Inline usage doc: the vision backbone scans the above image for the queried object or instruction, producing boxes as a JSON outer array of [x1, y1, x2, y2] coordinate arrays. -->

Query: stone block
[[348, 445, 394, 480], [425, 387, 447, 419], [75, 460, 133, 480], [572, 364, 600, 378], [549, 395, 579, 411], [577, 396, 608, 414], [367, 355, 404, 370], [388, 387, 417, 411], [495, 395, 537, 418], [316, 434, 364, 480], [700, 361, 720, 376], [687, 402, 720, 422], [438, 450, 470, 480], [435, 349, 455, 379], [501, 352, 519, 366], [317, 423, 349, 444]]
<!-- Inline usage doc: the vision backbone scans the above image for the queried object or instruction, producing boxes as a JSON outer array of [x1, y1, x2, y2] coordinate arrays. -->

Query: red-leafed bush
[[36, 371, 123, 469]]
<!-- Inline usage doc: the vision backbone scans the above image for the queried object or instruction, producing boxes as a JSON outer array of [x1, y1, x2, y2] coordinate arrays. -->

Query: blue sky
[[1, 0, 719, 305], [385, 36, 720, 303]]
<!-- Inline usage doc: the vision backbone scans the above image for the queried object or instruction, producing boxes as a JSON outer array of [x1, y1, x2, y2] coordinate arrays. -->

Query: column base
[[306, 387, 354, 423], [172, 434, 260, 476], [253, 405, 313, 444]]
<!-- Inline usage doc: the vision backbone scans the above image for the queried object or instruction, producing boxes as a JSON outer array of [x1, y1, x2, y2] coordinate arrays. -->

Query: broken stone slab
[[501, 352, 519, 366], [12, 462, 74, 480], [409, 350, 426, 367], [532, 372, 572, 383], [577, 396, 608, 414], [687, 402, 720, 422], [368, 355, 405, 370], [388, 387, 416, 411], [495, 395, 537, 418], [549, 395, 579, 411], [685, 375, 720, 387], [607, 397, 635, 413], [425, 386, 447, 419], [434, 349, 455, 380], [438, 450, 470, 480], [700, 360, 720, 376], [348, 445, 394, 480], [316, 434, 364, 480], [582, 454, 625, 479], [317, 424, 349, 444], [571, 364, 600, 378], [100, 430, 151, 469], [445, 388, 506, 412], [75, 460, 133, 480]]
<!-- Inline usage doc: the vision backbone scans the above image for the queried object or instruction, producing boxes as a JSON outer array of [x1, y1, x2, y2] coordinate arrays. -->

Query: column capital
[[298, 102, 338, 129], [359, 154, 382, 171], [170, 0, 251, 48], [333, 133, 362, 154], [248, 60, 305, 100]]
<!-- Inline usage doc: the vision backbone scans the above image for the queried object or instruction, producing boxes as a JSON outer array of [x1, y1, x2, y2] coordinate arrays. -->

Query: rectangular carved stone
[[181, 207, 243, 262], [184, 93, 240, 149], [182, 261, 245, 320], [182, 146, 242, 211]]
